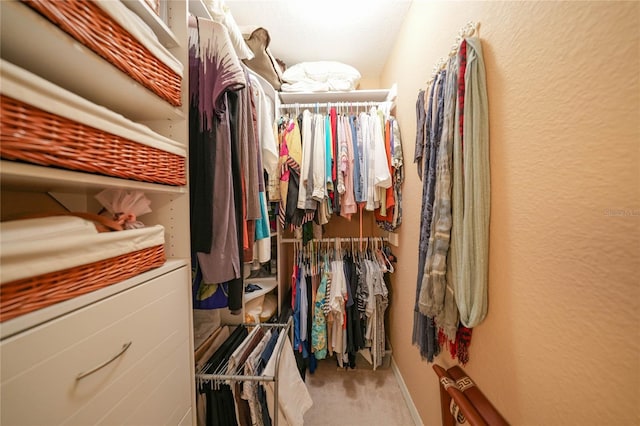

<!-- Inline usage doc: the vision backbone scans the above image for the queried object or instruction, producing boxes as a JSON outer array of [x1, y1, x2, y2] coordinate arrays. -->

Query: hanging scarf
[[412, 69, 446, 361], [454, 36, 490, 328], [419, 56, 460, 342]]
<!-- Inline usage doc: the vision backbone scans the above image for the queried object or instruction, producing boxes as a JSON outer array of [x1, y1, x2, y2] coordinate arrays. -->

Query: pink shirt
[[340, 115, 357, 218]]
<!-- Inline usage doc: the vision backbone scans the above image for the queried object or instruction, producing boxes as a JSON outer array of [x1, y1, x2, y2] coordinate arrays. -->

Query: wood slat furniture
[[434, 364, 509, 426]]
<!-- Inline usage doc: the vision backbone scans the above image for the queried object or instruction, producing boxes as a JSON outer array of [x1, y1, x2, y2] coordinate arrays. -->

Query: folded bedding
[[281, 61, 361, 92]]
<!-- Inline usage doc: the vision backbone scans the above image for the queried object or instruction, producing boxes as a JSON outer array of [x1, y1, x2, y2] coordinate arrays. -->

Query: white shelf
[[279, 88, 393, 105], [0, 161, 188, 195], [188, 0, 212, 19], [244, 278, 278, 304], [121, 0, 180, 48], [0, 258, 189, 340], [0, 0, 184, 122], [245, 275, 277, 284]]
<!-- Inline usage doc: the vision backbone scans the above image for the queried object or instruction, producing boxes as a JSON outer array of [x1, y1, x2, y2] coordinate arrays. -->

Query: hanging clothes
[[238, 67, 261, 263], [189, 17, 246, 312], [290, 239, 394, 372], [343, 251, 364, 367], [196, 321, 312, 426], [189, 16, 280, 313], [375, 116, 405, 231], [419, 56, 458, 336], [199, 325, 249, 426], [241, 329, 273, 426], [275, 106, 400, 234], [311, 255, 329, 359], [338, 114, 358, 219], [413, 68, 446, 362], [278, 117, 305, 228], [369, 108, 392, 211], [454, 36, 490, 328], [413, 35, 490, 365], [262, 331, 314, 426]]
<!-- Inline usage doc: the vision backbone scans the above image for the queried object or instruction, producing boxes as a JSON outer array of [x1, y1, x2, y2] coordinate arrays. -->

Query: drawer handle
[[75, 341, 132, 381]]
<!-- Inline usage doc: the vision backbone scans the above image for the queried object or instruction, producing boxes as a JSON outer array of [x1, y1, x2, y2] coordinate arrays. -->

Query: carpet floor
[[302, 358, 416, 426]]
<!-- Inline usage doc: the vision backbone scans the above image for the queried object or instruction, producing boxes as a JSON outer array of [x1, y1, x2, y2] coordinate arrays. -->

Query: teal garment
[[255, 191, 270, 240], [312, 263, 329, 359]]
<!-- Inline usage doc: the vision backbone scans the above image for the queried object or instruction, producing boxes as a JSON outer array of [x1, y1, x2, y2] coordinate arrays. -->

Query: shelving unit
[[121, 0, 180, 48], [0, 1, 184, 124], [279, 87, 396, 104], [0, 161, 188, 195], [221, 228, 281, 325], [273, 86, 400, 329], [0, 0, 191, 256], [244, 279, 279, 304], [0, 1, 194, 424]]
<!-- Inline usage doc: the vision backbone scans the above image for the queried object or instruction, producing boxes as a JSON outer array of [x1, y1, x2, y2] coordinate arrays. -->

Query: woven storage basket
[[0, 95, 186, 185], [22, 0, 181, 107], [0, 244, 165, 322]]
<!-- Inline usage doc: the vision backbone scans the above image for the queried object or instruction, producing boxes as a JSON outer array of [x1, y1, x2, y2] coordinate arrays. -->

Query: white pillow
[[283, 61, 361, 86], [204, 0, 254, 60]]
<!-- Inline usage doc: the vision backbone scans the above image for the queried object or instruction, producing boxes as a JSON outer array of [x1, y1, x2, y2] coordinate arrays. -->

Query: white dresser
[[1, 263, 193, 425]]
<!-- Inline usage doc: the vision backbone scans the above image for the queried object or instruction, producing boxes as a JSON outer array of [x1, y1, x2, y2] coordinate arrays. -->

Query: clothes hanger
[[313, 240, 318, 275], [363, 238, 369, 260], [380, 240, 394, 273], [373, 238, 388, 273]]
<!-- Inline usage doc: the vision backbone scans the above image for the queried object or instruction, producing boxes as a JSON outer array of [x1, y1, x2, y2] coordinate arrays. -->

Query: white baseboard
[[391, 356, 424, 426]]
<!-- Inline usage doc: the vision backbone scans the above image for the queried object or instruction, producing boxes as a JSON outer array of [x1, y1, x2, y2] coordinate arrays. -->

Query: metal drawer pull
[[75, 341, 132, 381]]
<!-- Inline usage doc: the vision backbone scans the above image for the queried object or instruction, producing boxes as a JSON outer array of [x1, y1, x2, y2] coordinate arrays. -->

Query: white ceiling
[[225, 0, 412, 81]]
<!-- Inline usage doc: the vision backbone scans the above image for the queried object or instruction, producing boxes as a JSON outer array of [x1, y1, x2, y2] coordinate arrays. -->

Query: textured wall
[[381, 1, 640, 424]]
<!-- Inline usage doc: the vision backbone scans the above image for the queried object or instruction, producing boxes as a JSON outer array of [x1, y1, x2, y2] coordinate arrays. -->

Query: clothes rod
[[279, 101, 393, 109], [280, 237, 389, 243]]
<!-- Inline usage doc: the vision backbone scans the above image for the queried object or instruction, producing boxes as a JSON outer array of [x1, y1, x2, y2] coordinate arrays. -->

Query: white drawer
[[1, 266, 193, 425]]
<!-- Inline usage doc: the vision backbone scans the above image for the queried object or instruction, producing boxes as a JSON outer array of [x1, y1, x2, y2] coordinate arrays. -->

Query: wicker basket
[[22, 0, 181, 107], [0, 245, 166, 322], [0, 95, 186, 185]]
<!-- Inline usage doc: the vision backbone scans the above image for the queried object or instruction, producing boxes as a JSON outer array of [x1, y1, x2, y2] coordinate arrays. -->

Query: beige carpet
[[303, 357, 416, 426]]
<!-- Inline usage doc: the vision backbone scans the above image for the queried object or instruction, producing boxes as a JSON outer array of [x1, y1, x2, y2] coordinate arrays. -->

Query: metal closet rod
[[280, 236, 389, 243]]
